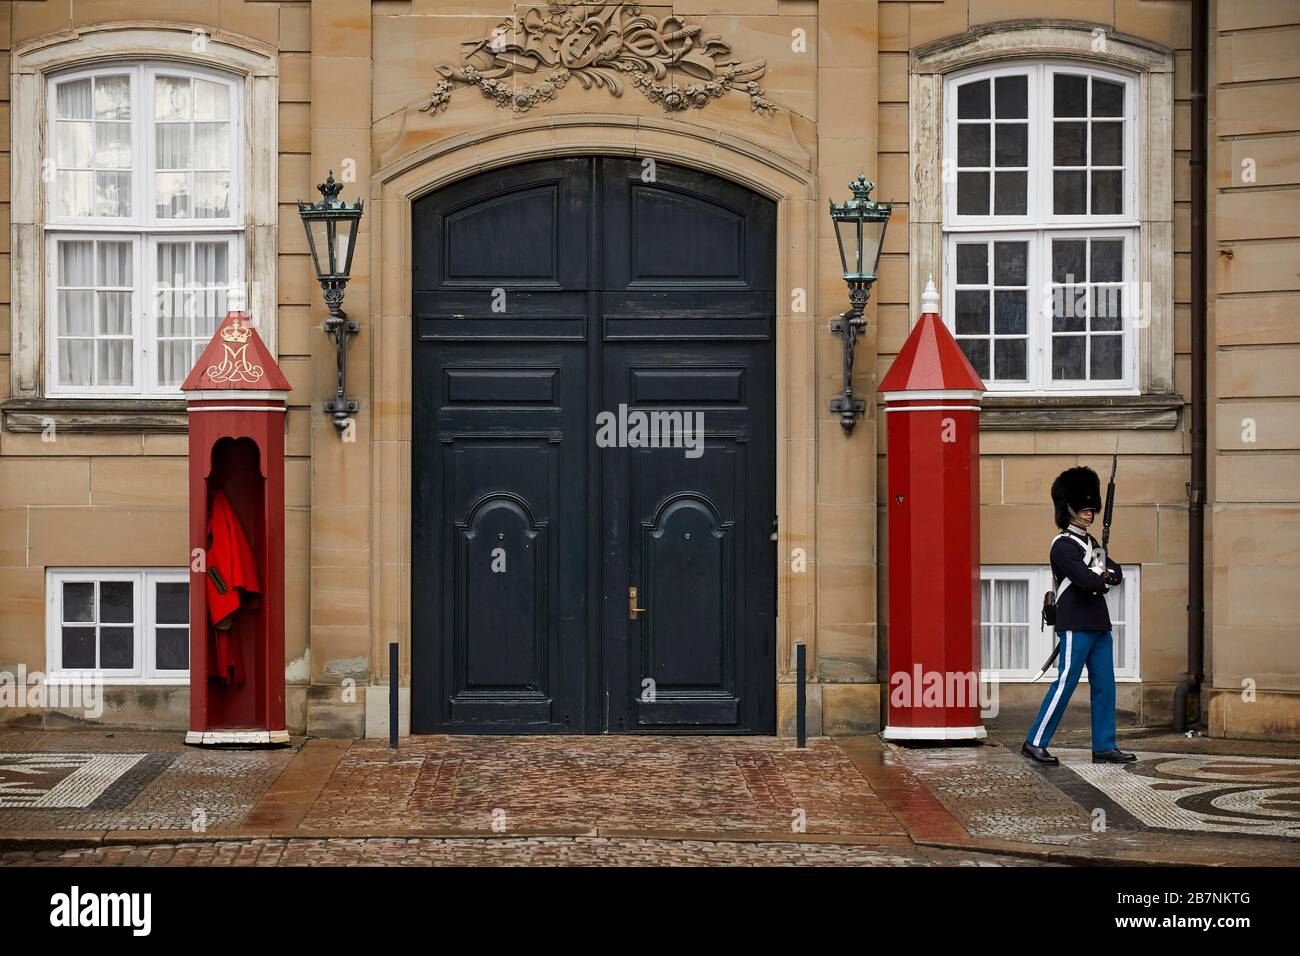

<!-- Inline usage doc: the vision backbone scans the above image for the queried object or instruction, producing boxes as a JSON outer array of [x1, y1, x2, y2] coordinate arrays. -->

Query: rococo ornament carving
[[422, 2, 776, 117]]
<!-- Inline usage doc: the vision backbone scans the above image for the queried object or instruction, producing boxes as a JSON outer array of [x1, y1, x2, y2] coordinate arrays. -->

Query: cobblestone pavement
[[299, 735, 900, 836], [886, 729, 1300, 864], [0, 836, 1055, 866]]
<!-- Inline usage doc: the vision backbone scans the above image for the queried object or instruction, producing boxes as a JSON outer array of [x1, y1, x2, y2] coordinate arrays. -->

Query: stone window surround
[[5, 22, 278, 432], [909, 20, 1180, 429]]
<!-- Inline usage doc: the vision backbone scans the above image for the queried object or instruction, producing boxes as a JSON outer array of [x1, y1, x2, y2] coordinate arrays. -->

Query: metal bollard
[[796, 642, 807, 748], [389, 641, 399, 749]]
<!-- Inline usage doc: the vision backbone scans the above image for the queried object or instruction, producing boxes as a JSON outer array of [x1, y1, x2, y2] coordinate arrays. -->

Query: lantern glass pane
[[339, 215, 361, 279], [306, 219, 331, 279]]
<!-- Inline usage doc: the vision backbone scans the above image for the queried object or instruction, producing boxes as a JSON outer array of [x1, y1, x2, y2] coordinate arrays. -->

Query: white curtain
[[982, 578, 1029, 671]]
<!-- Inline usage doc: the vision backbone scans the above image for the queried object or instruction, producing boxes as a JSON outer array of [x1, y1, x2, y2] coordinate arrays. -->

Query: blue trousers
[[1026, 629, 1117, 752]]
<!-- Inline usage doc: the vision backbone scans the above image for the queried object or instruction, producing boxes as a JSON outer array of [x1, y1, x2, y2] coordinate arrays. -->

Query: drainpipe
[[1173, 0, 1208, 732]]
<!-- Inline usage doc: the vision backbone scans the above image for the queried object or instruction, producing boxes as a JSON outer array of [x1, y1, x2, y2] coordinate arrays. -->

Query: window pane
[[992, 171, 1027, 215], [959, 339, 989, 378], [955, 243, 988, 285], [59, 340, 94, 386], [194, 123, 230, 169], [1091, 286, 1123, 331], [62, 626, 96, 668], [193, 79, 230, 120], [957, 79, 990, 119], [1052, 240, 1087, 283], [1053, 287, 1086, 333], [994, 124, 1027, 166], [97, 339, 133, 386], [156, 628, 189, 671], [955, 290, 989, 335], [1054, 74, 1087, 117], [156, 172, 191, 219], [57, 78, 93, 119], [158, 342, 192, 387], [1090, 335, 1123, 379], [56, 121, 92, 167], [100, 581, 133, 623], [994, 75, 1027, 119], [94, 75, 131, 121], [193, 172, 231, 219], [156, 582, 189, 625], [63, 582, 95, 623], [1052, 336, 1086, 379], [993, 339, 1027, 379], [194, 242, 228, 285], [100, 627, 134, 669], [94, 171, 131, 217], [1053, 122, 1086, 166], [97, 240, 132, 287], [1092, 122, 1123, 166], [1053, 170, 1087, 215], [56, 170, 95, 218], [156, 123, 191, 169], [99, 292, 133, 335], [993, 241, 1027, 285], [58, 290, 95, 336], [58, 240, 95, 285], [957, 124, 990, 166], [155, 75, 192, 121], [1091, 170, 1123, 214], [994, 290, 1027, 334], [957, 171, 989, 215], [1092, 79, 1124, 117], [1090, 239, 1123, 282]]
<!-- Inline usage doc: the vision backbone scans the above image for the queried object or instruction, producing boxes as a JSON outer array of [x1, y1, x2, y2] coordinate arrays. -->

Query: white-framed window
[[44, 62, 244, 398], [45, 569, 190, 683], [979, 564, 1140, 682], [943, 62, 1139, 394]]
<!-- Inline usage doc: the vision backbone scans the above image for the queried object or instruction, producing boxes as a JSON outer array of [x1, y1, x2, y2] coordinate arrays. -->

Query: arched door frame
[[367, 114, 818, 723]]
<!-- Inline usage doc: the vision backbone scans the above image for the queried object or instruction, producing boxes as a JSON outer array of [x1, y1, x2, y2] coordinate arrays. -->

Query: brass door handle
[[628, 586, 646, 620]]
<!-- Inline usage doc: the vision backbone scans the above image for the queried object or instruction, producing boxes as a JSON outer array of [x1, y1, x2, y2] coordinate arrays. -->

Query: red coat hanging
[[204, 489, 261, 685]]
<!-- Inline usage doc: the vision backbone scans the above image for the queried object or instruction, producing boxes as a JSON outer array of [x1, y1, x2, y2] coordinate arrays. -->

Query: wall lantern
[[298, 171, 364, 434], [828, 173, 892, 435]]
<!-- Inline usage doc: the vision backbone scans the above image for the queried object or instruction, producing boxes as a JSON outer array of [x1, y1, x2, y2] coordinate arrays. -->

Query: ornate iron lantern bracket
[[298, 171, 364, 435], [827, 173, 892, 435]]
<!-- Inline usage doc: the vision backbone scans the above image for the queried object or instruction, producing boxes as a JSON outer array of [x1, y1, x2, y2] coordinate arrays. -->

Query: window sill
[[0, 397, 188, 433], [980, 393, 1183, 430]]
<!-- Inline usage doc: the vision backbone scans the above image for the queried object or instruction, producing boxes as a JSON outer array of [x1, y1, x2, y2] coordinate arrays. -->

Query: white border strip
[[885, 405, 981, 413], [882, 725, 988, 740], [882, 389, 984, 402], [189, 390, 287, 401], [187, 405, 286, 413]]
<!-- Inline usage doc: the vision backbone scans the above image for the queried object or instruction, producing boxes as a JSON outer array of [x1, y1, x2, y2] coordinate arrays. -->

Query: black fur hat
[[1051, 466, 1103, 529]]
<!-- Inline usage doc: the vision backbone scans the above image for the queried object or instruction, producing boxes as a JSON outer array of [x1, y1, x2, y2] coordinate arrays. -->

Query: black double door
[[411, 157, 776, 734]]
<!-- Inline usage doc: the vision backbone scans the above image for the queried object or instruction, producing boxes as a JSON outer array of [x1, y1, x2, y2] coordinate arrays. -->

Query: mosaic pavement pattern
[[0, 753, 172, 809], [0, 836, 1057, 867], [0, 735, 296, 832], [299, 736, 903, 836], [1051, 749, 1300, 839]]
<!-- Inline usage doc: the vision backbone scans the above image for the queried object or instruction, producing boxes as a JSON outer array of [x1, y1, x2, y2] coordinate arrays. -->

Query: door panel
[[412, 157, 775, 734]]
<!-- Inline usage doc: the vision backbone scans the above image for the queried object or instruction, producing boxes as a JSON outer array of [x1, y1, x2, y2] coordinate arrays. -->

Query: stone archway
[[367, 114, 818, 732]]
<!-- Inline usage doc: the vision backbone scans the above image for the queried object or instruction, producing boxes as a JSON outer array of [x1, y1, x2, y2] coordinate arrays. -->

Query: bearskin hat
[[1051, 466, 1103, 529]]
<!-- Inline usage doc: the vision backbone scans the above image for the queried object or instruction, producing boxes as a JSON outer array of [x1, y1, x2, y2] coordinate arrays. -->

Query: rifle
[[1032, 442, 1120, 682]]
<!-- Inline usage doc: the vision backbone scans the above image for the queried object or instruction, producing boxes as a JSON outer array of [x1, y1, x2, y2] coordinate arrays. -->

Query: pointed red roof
[[878, 283, 985, 394], [181, 311, 291, 392]]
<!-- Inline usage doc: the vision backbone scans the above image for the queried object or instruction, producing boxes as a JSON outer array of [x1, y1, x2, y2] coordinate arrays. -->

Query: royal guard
[[1022, 464, 1136, 766]]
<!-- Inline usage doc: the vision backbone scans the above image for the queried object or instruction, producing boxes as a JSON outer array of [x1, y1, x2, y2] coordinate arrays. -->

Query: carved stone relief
[[423, 2, 776, 117]]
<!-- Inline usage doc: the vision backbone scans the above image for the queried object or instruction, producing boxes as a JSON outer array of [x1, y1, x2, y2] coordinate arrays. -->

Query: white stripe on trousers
[[1033, 630, 1073, 747]]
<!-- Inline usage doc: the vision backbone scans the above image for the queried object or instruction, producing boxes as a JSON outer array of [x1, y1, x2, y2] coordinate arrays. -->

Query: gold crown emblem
[[220, 320, 252, 344]]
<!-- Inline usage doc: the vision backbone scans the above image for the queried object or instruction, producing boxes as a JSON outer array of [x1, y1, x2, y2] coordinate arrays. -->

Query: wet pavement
[[0, 727, 1295, 866]]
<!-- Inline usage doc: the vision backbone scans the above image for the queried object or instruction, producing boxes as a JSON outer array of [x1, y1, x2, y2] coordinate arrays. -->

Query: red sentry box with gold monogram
[[181, 312, 292, 745]]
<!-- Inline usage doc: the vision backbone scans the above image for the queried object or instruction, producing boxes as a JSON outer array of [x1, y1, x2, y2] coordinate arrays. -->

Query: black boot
[[1092, 748, 1137, 764], [1020, 742, 1059, 765]]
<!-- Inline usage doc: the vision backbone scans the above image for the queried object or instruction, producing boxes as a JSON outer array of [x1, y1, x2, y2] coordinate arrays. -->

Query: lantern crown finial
[[317, 170, 344, 204], [922, 274, 940, 314]]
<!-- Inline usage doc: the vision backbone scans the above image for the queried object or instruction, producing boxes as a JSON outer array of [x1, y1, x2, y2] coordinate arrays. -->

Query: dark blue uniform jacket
[[1051, 524, 1123, 632]]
